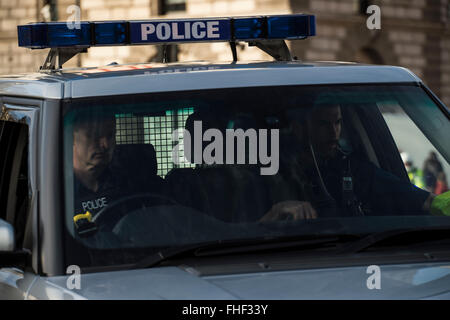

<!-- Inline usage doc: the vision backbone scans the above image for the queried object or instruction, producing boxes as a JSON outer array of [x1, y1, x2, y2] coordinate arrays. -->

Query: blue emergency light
[[17, 14, 315, 49]]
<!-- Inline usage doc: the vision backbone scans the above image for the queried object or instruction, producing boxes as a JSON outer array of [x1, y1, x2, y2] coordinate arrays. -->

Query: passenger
[[261, 104, 449, 221]]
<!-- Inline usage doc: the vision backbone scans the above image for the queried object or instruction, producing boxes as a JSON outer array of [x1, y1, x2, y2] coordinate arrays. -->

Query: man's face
[[309, 105, 342, 158], [73, 117, 116, 174]]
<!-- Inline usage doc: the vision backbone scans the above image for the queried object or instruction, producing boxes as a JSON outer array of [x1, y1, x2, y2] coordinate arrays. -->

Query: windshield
[[63, 84, 450, 269]]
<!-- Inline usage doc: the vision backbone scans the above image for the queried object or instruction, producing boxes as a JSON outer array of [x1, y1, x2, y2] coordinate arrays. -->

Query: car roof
[[0, 60, 421, 100]]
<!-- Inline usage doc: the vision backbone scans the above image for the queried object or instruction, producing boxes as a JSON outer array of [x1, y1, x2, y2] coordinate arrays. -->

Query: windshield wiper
[[337, 226, 450, 254], [134, 234, 362, 269], [132, 226, 450, 269]]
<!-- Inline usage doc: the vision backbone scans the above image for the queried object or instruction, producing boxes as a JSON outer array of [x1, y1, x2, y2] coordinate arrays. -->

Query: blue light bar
[[17, 14, 315, 49]]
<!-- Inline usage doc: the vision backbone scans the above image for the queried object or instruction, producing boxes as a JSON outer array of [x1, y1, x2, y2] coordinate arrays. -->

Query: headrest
[[226, 113, 258, 131], [183, 111, 276, 166], [185, 110, 229, 134], [184, 110, 229, 164], [112, 143, 158, 176]]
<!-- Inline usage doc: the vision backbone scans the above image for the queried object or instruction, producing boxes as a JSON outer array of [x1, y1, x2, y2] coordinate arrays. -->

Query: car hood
[[30, 262, 450, 300]]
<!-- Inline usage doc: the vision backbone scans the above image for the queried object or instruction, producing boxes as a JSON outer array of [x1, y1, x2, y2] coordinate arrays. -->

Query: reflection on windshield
[[63, 85, 450, 268]]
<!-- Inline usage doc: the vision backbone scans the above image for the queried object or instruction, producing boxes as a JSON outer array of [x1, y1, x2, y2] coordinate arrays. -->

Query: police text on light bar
[[140, 21, 223, 41]]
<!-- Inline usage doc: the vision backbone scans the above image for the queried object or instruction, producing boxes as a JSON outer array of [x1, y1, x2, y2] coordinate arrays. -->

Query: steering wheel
[[92, 192, 179, 231]]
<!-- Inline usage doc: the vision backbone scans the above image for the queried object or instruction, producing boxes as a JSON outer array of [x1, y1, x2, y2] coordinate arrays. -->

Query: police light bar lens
[[233, 17, 265, 40], [18, 22, 91, 48], [267, 15, 316, 39], [17, 14, 315, 49], [94, 22, 127, 45]]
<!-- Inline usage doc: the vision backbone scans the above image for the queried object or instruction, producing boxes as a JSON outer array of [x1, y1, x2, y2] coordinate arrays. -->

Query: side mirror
[[0, 218, 15, 252], [0, 218, 29, 269]]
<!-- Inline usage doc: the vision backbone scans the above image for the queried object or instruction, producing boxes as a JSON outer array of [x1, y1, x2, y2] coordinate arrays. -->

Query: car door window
[[0, 109, 30, 249], [379, 100, 450, 194]]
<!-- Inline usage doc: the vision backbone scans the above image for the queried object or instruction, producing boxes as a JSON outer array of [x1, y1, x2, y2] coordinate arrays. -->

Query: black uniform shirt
[[73, 167, 131, 218], [315, 152, 430, 216], [277, 139, 430, 217]]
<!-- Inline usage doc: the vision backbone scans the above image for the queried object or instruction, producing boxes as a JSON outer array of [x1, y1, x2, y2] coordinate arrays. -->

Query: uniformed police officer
[[262, 103, 442, 221], [72, 111, 166, 229], [72, 112, 121, 218]]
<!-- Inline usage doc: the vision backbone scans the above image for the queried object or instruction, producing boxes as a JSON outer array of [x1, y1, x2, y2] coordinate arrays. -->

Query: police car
[[1, 14, 450, 300]]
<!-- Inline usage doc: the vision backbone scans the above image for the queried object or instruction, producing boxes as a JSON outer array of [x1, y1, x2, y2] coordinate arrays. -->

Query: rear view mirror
[[0, 218, 15, 252]]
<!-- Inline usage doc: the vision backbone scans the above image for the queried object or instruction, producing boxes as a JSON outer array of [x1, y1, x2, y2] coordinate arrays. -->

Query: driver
[[262, 103, 449, 221], [72, 112, 162, 220]]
